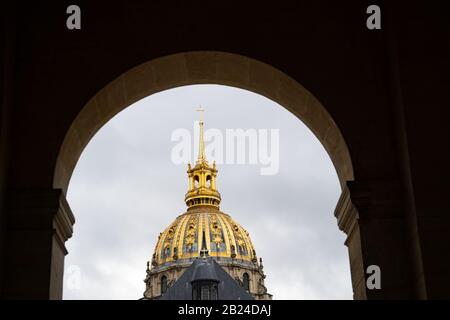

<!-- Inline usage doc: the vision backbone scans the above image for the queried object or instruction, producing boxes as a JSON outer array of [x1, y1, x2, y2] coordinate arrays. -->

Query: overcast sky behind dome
[[63, 84, 352, 300]]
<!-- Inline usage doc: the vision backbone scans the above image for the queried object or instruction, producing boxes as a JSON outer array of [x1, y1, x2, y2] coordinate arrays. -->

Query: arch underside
[[54, 51, 354, 194]]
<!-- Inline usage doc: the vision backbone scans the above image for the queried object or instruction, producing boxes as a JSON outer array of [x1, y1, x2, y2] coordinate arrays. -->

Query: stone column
[[335, 180, 415, 299], [2, 189, 74, 299]]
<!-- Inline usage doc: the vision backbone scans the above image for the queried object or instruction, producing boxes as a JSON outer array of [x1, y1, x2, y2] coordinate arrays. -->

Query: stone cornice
[[334, 183, 359, 237], [7, 188, 75, 254]]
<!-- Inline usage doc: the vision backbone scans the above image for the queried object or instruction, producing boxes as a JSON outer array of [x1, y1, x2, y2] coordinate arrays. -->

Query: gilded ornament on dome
[[185, 234, 195, 247], [209, 215, 223, 245], [166, 226, 175, 240], [184, 216, 197, 248]]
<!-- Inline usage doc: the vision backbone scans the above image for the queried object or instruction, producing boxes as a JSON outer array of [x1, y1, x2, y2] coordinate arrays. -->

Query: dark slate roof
[[160, 257, 254, 300], [191, 258, 220, 282]]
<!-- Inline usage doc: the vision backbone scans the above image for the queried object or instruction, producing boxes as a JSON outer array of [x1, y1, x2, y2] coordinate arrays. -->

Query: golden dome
[[152, 207, 257, 268], [150, 107, 258, 271]]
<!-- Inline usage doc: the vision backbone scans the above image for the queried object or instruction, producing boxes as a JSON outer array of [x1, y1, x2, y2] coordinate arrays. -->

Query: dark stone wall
[[1, 0, 449, 299]]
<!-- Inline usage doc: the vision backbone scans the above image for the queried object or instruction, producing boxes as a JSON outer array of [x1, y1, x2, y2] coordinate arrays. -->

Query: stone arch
[[194, 175, 200, 189], [53, 51, 358, 299], [206, 175, 211, 188], [53, 51, 353, 194]]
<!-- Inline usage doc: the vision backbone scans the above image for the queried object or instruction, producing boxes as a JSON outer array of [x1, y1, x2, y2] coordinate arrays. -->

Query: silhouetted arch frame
[[53, 51, 354, 194]]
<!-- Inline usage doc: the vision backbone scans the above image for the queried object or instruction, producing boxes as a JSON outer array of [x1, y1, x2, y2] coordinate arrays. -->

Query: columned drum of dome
[[143, 108, 272, 300]]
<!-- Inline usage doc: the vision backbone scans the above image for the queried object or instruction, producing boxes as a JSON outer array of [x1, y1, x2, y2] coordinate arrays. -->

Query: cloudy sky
[[63, 84, 352, 300]]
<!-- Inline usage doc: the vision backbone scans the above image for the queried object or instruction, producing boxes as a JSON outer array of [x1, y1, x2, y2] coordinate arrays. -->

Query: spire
[[185, 107, 221, 210], [200, 230, 209, 257], [196, 106, 206, 163]]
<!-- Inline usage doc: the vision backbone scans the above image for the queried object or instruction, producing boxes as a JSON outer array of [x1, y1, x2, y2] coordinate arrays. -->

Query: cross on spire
[[196, 105, 204, 122]]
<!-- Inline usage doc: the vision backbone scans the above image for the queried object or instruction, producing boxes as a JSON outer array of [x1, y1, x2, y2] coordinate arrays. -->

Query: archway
[[54, 51, 356, 298], [54, 51, 353, 194], [62, 84, 351, 299]]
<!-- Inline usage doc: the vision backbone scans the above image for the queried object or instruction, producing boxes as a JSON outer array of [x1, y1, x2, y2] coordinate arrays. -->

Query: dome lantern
[[185, 106, 221, 209]]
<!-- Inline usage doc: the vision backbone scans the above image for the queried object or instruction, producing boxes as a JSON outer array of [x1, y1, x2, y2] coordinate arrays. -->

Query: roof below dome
[[191, 258, 219, 283], [160, 257, 254, 300]]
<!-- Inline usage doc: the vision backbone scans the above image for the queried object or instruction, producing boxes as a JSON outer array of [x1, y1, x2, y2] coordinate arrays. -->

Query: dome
[[152, 207, 258, 270]]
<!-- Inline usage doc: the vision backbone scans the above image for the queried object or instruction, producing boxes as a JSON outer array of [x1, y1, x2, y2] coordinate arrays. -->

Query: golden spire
[[196, 105, 206, 163], [185, 107, 221, 210]]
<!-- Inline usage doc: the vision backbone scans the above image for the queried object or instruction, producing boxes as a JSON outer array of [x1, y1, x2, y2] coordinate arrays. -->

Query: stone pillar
[[414, 211, 450, 298], [2, 189, 74, 299], [335, 180, 415, 299]]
